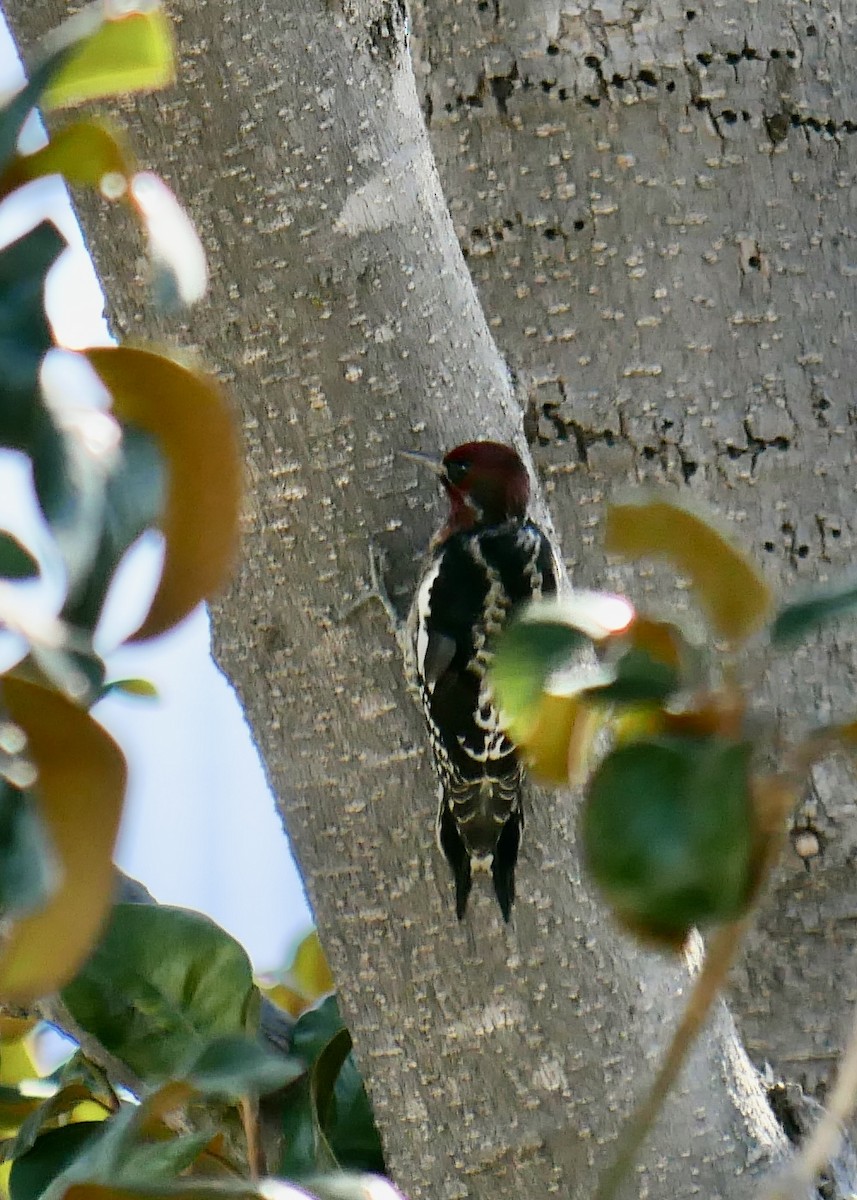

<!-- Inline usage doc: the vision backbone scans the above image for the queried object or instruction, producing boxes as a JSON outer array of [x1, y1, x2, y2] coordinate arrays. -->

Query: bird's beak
[[399, 449, 446, 477]]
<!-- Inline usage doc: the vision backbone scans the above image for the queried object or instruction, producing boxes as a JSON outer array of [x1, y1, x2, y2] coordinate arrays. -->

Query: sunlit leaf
[[286, 930, 335, 1007], [605, 490, 772, 642], [771, 577, 857, 646], [0, 120, 135, 202], [0, 533, 38, 580], [299, 1178, 405, 1200], [85, 349, 241, 641], [582, 736, 755, 943], [0, 779, 57, 920], [129, 173, 208, 310], [42, 5, 176, 111], [490, 614, 592, 744], [0, 680, 126, 1005], [99, 678, 159, 700], [62, 904, 260, 1082], [518, 693, 602, 785]]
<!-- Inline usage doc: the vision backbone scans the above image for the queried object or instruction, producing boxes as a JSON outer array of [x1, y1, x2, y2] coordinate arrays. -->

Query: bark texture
[[410, 0, 857, 1107], [9, 0, 854, 1195]]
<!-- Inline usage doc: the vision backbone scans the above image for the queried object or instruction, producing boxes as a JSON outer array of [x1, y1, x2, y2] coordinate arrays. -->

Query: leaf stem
[[240, 1093, 264, 1179]]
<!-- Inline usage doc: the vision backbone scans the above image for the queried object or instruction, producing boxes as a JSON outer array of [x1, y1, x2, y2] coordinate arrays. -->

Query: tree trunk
[[409, 0, 857, 1113], [5, 0, 834, 1195]]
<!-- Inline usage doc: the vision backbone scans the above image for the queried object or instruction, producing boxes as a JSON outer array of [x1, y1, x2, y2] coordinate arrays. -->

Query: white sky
[[0, 11, 312, 973]]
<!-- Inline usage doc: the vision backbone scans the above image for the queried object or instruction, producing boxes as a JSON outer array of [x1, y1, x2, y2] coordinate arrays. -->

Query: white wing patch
[[414, 554, 443, 692]]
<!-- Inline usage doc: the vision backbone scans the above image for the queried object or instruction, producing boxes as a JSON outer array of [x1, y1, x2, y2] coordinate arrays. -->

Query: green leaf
[[0, 777, 56, 916], [582, 647, 681, 706], [605, 490, 773, 642], [0, 120, 135, 198], [0, 222, 65, 449], [0, 780, 57, 920], [42, 5, 176, 111], [184, 1035, 302, 1098], [0, 44, 76, 171], [490, 613, 592, 743], [63, 425, 167, 632], [0, 533, 38, 580], [111, 1132, 213, 1186], [9, 1123, 104, 1200], [61, 904, 261, 1082], [99, 678, 159, 701], [582, 736, 755, 943], [282, 998, 384, 1176], [771, 577, 857, 646]]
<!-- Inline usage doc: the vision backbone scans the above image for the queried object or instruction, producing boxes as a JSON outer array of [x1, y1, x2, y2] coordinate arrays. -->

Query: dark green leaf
[[324, 1052, 385, 1174], [583, 648, 680, 706], [281, 998, 384, 1176], [24, 641, 107, 708], [0, 45, 76, 171], [0, 533, 38, 580], [185, 1035, 302, 1098], [771, 578, 857, 646], [582, 736, 755, 940], [62, 904, 260, 1083], [63, 425, 167, 631], [290, 996, 346, 1066], [0, 780, 57, 920], [9, 1123, 103, 1200], [0, 222, 65, 449]]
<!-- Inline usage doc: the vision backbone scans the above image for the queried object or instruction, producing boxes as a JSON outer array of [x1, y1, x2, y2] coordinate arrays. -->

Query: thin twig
[[596, 774, 797, 1200], [240, 1093, 265, 1179], [595, 915, 752, 1200]]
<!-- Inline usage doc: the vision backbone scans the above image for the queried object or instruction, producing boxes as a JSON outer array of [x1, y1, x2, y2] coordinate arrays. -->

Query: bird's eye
[[445, 459, 470, 485]]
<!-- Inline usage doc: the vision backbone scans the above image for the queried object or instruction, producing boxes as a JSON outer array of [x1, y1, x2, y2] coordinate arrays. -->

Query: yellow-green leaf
[[42, 4, 176, 111], [101, 678, 159, 700], [0, 680, 126, 1005], [0, 120, 134, 200], [605, 490, 772, 642], [289, 930, 336, 1003], [85, 348, 242, 641], [519, 692, 602, 785]]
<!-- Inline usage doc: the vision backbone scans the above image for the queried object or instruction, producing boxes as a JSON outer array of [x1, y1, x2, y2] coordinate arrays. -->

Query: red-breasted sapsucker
[[404, 441, 560, 921]]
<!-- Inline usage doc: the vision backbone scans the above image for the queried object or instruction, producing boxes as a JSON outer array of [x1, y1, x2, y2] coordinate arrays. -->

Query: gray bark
[[9, 0, 853, 1195], [410, 0, 857, 1112]]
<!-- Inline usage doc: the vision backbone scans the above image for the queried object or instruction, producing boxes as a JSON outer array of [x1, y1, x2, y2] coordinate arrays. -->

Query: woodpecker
[[404, 441, 560, 921]]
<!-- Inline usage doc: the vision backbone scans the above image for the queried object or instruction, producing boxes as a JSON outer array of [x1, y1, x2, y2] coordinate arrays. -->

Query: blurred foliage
[[491, 489, 857, 947], [0, 7, 389, 1200]]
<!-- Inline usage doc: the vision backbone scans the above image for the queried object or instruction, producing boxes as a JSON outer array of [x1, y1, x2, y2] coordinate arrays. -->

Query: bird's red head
[[438, 441, 530, 534]]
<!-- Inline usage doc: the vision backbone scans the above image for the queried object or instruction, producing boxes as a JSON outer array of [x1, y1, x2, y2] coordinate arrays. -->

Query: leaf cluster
[[0, 9, 390, 1200]]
